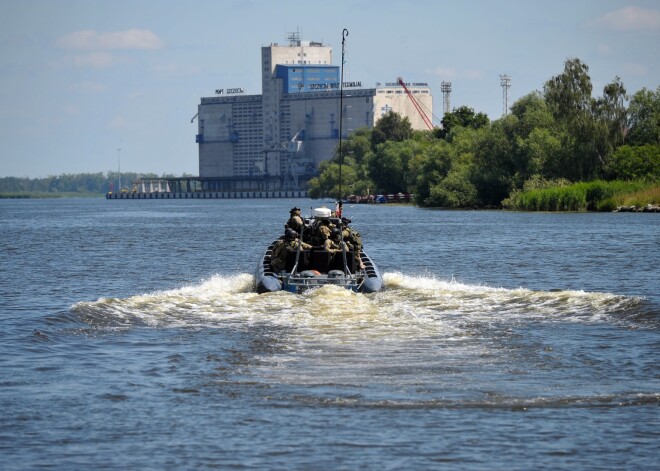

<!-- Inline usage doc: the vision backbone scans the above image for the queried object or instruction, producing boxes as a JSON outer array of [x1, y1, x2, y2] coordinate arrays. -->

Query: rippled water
[[1, 198, 658, 470]]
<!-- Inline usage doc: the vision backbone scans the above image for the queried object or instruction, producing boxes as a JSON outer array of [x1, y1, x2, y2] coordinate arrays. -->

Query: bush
[[605, 145, 660, 180], [427, 171, 479, 208]]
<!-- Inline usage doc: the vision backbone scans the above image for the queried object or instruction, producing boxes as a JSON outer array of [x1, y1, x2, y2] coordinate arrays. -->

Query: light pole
[[441, 81, 452, 114], [500, 75, 511, 116]]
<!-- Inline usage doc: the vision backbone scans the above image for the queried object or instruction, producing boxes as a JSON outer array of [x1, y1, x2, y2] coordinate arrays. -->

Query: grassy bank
[[503, 180, 659, 211]]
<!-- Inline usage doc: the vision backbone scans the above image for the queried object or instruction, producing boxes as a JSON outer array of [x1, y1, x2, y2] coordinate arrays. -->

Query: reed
[[504, 180, 658, 211], [605, 185, 660, 209]]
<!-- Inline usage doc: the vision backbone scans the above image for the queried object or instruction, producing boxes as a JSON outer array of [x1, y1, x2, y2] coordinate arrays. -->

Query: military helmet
[[290, 207, 301, 214], [285, 228, 298, 239]]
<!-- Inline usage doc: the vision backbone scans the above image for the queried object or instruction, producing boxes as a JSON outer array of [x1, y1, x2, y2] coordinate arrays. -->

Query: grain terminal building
[[109, 33, 433, 199]]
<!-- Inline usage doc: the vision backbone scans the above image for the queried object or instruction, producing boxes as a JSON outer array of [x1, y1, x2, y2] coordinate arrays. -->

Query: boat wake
[[66, 272, 658, 411], [68, 272, 655, 331], [381, 272, 652, 326]]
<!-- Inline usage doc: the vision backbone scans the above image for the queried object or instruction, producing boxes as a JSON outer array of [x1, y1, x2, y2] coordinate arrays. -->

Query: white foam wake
[[70, 272, 647, 331]]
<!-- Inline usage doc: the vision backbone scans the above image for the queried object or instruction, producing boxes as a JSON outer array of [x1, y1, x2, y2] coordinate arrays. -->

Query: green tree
[[340, 127, 373, 166], [471, 118, 515, 206], [370, 111, 413, 148], [626, 87, 660, 146], [420, 125, 483, 206], [543, 58, 608, 180], [594, 76, 628, 149], [368, 139, 415, 193], [517, 128, 562, 180], [436, 106, 489, 139], [605, 145, 660, 180], [506, 92, 564, 184], [308, 158, 360, 199], [544, 58, 593, 123], [427, 165, 479, 208], [408, 139, 453, 205], [308, 127, 376, 198]]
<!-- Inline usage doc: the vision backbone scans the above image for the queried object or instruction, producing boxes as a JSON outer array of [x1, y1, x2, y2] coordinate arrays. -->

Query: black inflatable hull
[[255, 240, 384, 294]]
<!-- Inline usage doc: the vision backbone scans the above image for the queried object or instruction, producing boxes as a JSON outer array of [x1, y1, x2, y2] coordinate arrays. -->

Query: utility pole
[[441, 81, 452, 115], [500, 74, 511, 116]]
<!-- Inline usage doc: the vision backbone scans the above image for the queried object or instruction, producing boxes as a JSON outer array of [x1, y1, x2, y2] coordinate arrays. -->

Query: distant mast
[[117, 147, 122, 191], [338, 28, 348, 203]]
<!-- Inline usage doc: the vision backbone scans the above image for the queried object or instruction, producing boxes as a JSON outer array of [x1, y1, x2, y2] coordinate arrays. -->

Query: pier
[[106, 190, 308, 199]]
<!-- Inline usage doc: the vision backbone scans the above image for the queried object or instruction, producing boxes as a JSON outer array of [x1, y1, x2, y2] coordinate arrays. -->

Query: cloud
[[463, 69, 484, 80], [151, 62, 201, 78], [622, 62, 647, 76], [426, 66, 484, 80], [72, 52, 119, 69], [56, 29, 164, 50], [68, 81, 106, 93], [63, 104, 81, 115], [427, 67, 458, 79], [592, 6, 660, 31], [108, 115, 130, 130]]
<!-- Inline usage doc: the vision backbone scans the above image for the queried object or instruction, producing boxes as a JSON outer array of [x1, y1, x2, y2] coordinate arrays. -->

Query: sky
[[1, 0, 659, 178]]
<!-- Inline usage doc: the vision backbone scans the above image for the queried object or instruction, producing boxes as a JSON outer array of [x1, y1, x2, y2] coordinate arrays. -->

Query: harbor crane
[[397, 77, 435, 131]]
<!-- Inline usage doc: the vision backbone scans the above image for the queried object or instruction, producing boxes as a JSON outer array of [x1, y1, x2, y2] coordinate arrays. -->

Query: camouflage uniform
[[270, 237, 311, 272], [270, 239, 287, 272], [287, 238, 312, 251], [323, 237, 341, 254], [318, 224, 332, 240], [286, 207, 304, 233], [344, 227, 362, 254], [286, 214, 304, 232], [342, 225, 365, 269], [311, 220, 335, 246]]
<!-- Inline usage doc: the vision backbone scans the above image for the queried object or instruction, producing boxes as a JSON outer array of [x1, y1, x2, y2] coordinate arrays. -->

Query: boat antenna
[[338, 28, 348, 204]]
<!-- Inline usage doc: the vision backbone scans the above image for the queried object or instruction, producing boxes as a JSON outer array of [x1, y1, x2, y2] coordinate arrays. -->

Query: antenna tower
[[441, 81, 452, 114], [500, 74, 511, 116], [338, 28, 348, 203], [286, 29, 301, 46]]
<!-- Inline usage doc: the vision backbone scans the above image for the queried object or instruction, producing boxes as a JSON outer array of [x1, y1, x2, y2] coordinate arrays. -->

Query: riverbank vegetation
[[309, 58, 659, 211], [0, 172, 186, 198], [502, 179, 658, 211]]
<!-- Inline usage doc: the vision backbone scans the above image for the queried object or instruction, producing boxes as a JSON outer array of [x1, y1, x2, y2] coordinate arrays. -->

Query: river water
[[1, 198, 658, 470]]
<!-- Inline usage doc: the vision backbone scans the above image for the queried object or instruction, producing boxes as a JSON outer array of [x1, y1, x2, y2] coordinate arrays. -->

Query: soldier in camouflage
[[285, 207, 304, 233], [270, 228, 312, 272], [321, 226, 342, 254], [341, 217, 365, 270]]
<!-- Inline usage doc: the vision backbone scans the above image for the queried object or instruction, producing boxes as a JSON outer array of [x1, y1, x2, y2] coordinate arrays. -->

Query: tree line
[[0, 172, 188, 195], [308, 58, 659, 208]]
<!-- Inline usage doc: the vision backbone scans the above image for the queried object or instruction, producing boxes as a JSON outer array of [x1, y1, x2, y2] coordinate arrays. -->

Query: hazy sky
[[1, 0, 659, 178]]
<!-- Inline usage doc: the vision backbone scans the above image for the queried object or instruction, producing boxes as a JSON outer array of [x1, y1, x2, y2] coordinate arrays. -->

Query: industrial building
[[195, 32, 433, 192], [108, 32, 434, 199]]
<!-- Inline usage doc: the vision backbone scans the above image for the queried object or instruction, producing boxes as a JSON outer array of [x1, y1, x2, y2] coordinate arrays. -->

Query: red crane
[[397, 77, 434, 131]]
